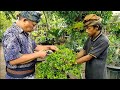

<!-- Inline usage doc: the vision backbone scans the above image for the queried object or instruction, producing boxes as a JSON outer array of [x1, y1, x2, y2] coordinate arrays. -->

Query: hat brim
[[84, 20, 101, 27]]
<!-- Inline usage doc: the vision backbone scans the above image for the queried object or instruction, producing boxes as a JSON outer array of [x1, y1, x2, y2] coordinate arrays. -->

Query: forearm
[[9, 52, 40, 65], [76, 49, 86, 59], [76, 55, 93, 64]]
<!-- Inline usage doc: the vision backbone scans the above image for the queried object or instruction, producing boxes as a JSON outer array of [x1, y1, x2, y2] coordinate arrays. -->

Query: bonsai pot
[[107, 65, 120, 79]]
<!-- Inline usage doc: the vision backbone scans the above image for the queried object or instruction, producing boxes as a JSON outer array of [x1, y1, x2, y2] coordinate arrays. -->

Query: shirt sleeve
[[2, 33, 21, 62], [88, 40, 109, 58]]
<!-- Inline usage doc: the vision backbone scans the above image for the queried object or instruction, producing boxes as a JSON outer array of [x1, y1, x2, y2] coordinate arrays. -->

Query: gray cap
[[19, 11, 41, 23]]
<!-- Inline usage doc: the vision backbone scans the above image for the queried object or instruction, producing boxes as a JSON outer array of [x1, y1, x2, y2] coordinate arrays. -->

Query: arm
[[76, 54, 93, 64], [76, 38, 109, 64], [76, 49, 86, 59], [9, 50, 47, 65], [10, 45, 58, 65]]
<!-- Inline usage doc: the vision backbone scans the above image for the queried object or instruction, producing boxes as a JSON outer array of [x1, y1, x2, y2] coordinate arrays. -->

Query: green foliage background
[[0, 11, 13, 41]]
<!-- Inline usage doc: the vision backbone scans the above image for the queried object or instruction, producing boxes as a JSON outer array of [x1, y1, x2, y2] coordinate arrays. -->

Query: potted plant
[[106, 40, 120, 79], [35, 45, 82, 79]]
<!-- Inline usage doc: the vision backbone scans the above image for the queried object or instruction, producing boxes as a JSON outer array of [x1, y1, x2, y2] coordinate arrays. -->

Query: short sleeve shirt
[[83, 32, 109, 79], [2, 23, 37, 70]]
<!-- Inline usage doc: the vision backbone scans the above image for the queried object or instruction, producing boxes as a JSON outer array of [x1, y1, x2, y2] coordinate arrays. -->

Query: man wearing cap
[[2, 11, 58, 79], [76, 14, 109, 79]]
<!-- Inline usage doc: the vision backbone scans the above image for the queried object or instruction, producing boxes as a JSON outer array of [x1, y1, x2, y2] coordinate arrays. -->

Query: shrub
[[35, 45, 82, 79]]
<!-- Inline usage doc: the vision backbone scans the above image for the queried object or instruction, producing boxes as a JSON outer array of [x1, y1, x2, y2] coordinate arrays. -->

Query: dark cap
[[19, 11, 42, 23]]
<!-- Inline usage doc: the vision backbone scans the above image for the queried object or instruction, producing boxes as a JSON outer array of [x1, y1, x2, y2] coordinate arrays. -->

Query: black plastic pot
[[107, 65, 120, 79]]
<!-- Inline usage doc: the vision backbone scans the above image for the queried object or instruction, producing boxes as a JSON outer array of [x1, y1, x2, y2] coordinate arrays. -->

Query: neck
[[93, 30, 101, 38], [16, 20, 25, 31]]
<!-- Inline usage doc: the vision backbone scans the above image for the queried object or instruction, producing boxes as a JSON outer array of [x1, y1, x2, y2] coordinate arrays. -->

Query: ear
[[95, 25, 99, 30], [22, 18, 27, 22]]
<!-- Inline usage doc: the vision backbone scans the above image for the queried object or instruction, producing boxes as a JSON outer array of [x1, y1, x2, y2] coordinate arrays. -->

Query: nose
[[32, 24, 38, 30], [33, 25, 37, 29], [86, 29, 88, 33]]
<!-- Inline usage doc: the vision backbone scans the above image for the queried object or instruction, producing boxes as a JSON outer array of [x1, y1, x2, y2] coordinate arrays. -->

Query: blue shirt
[[2, 23, 37, 71]]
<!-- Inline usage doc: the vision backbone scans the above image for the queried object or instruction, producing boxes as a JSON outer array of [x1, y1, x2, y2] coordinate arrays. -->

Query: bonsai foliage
[[35, 45, 82, 79], [107, 34, 120, 66], [106, 13, 120, 67]]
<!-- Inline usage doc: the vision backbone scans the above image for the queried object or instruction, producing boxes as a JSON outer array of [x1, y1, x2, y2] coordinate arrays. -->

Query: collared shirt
[[83, 31, 109, 79], [2, 23, 37, 71]]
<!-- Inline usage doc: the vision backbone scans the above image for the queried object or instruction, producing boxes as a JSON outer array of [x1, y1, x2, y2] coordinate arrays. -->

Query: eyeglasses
[[26, 19, 37, 27]]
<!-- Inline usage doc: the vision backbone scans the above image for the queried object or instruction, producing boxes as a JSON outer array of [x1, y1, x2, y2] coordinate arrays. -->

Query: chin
[[28, 30, 33, 32], [88, 34, 92, 37], [28, 29, 33, 32]]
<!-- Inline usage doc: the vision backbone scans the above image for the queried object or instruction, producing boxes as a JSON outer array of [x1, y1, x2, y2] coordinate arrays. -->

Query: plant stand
[[107, 65, 120, 79]]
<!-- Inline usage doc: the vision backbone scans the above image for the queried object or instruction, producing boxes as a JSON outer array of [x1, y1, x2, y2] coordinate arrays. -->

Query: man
[[2, 11, 58, 79], [76, 14, 109, 79]]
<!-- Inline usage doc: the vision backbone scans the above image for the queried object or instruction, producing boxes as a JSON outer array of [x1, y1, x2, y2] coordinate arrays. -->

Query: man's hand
[[35, 45, 58, 51], [21, 50, 47, 64], [49, 45, 59, 51], [37, 50, 47, 59]]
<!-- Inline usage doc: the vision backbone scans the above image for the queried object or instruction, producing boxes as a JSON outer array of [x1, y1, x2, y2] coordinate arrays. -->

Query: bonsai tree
[[35, 45, 82, 79], [106, 37, 120, 67], [106, 39, 120, 79], [106, 14, 120, 67], [105, 14, 120, 78]]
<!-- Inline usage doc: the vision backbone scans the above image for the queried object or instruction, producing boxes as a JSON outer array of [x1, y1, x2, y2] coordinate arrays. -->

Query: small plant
[[35, 45, 82, 79]]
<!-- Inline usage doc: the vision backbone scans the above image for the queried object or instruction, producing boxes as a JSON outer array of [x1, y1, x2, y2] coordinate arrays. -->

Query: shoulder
[[2, 27, 19, 45], [3, 30, 16, 40], [98, 34, 109, 45], [101, 34, 109, 43], [3, 24, 20, 39]]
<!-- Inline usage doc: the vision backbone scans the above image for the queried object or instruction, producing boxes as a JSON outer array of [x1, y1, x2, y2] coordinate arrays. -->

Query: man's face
[[85, 26, 97, 37], [22, 19, 37, 32]]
